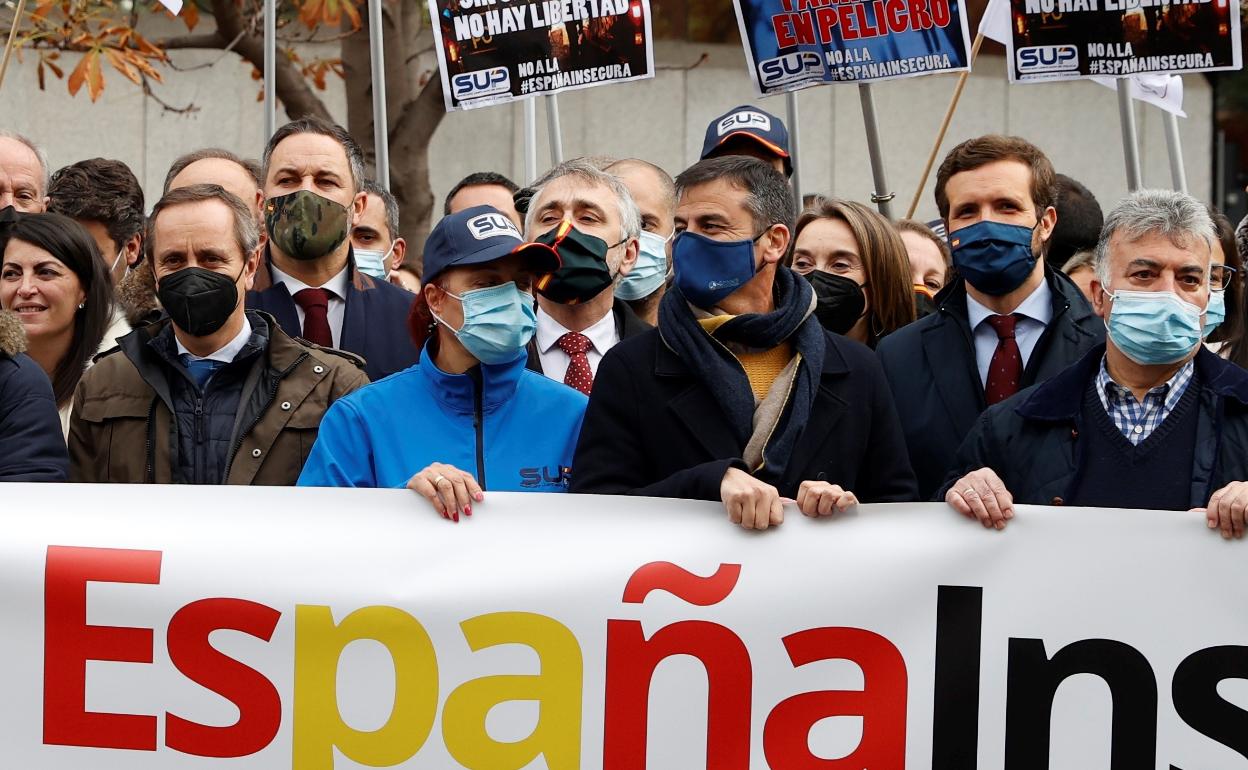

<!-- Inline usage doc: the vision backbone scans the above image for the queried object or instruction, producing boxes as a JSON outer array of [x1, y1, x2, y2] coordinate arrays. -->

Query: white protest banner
[[428, 0, 654, 111], [3, 484, 1247, 768]]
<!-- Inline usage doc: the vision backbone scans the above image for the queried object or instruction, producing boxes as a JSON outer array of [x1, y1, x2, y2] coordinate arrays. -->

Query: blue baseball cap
[[422, 205, 560, 284], [700, 105, 792, 176]]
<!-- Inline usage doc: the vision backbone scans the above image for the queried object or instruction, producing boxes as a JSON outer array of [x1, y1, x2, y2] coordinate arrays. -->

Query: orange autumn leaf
[[182, 1, 199, 31], [105, 48, 140, 85], [67, 50, 91, 96], [86, 47, 104, 100], [298, 0, 323, 29]]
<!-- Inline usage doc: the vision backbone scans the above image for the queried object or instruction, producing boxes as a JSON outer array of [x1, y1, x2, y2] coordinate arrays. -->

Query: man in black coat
[[941, 190, 1248, 540], [877, 135, 1105, 499], [570, 157, 917, 529], [245, 117, 418, 382]]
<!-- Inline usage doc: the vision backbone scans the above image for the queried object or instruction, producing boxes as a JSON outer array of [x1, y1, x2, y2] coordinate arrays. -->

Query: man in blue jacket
[[246, 117, 419, 381], [942, 190, 1248, 540], [876, 135, 1105, 499]]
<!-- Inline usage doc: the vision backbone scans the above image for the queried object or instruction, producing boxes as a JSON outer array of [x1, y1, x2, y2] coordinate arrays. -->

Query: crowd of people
[[3, 104, 1248, 539]]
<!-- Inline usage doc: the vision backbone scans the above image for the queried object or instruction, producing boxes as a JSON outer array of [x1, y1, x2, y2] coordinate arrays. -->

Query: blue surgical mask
[[1204, 291, 1226, 339], [672, 230, 763, 309], [1105, 288, 1204, 365], [354, 243, 395, 281], [949, 220, 1037, 296], [616, 229, 671, 301], [432, 281, 537, 365]]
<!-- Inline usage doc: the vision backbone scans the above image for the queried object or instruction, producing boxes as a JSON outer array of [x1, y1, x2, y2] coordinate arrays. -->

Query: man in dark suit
[[520, 158, 648, 394], [876, 135, 1105, 499], [246, 117, 418, 381], [571, 156, 916, 529]]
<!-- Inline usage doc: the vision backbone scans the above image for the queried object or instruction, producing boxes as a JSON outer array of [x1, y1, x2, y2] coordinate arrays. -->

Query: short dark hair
[[360, 179, 400, 240], [147, 184, 260, 265], [163, 148, 262, 194], [675, 156, 795, 235], [444, 171, 519, 215], [4, 213, 113, 406], [262, 116, 365, 192], [934, 135, 1056, 222], [1047, 174, 1104, 266], [47, 159, 145, 250]]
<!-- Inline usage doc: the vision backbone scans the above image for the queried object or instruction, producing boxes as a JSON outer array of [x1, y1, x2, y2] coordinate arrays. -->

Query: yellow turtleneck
[[698, 315, 794, 400]]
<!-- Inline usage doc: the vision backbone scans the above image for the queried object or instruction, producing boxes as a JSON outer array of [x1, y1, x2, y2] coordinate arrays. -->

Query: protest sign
[[3, 484, 1247, 768], [428, 0, 654, 111], [1005, 0, 1242, 82], [731, 0, 973, 94]]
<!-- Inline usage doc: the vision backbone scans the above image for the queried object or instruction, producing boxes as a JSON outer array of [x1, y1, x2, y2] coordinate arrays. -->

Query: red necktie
[[293, 288, 333, 347], [557, 332, 594, 395], [984, 314, 1022, 406]]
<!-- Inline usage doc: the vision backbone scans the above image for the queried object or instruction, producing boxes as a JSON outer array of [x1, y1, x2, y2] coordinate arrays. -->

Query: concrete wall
[[2, 31, 1212, 224]]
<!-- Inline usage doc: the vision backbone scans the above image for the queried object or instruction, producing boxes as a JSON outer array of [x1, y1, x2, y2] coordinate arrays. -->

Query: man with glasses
[[939, 189, 1248, 540]]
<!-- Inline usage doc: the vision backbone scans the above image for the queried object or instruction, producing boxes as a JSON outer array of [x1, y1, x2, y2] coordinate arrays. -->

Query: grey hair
[[146, 184, 261, 263], [1061, 248, 1097, 275], [361, 179, 400, 240], [606, 158, 677, 216], [1094, 189, 1217, 285], [262, 116, 366, 193], [0, 131, 50, 195], [524, 158, 642, 242], [675, 155, 795, 236]]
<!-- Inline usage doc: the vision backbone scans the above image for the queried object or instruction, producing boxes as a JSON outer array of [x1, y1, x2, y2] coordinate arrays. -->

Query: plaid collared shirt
[[1095, 356, 1195, 446]]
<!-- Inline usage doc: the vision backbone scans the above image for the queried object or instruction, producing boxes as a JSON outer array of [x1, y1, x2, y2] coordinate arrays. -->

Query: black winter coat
[[937, 345, 1248, 509], [569, 327, 918, 502], [876, 266, 1105, 500], [0, 311, 68, 481]]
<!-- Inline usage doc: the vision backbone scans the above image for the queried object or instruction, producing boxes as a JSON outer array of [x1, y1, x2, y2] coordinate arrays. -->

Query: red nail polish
[[453, 511, 459, 523], [465, 506, 472, 516]]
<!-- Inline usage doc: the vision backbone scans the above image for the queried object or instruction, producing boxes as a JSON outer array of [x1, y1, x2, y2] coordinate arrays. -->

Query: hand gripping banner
[[4, 484, 1247, 767]]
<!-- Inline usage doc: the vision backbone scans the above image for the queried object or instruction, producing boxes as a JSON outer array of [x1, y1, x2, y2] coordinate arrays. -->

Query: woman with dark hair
[[0, 212, 113, 435], [299, 206, 587, 520], [1206, 205, 1248, 368], [787, 198, 915, 347]]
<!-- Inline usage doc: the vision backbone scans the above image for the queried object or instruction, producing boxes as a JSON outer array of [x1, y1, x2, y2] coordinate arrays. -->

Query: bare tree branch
[[156, 33, 226, 50]]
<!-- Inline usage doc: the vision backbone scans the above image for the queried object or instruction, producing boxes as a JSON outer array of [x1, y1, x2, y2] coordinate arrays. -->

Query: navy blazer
[[246, 246, 418, 382], [876, 266, 1105, 500]]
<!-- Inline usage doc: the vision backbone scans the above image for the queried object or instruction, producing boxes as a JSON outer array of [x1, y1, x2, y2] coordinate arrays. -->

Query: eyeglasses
[[1211, 264, 1238, 292]]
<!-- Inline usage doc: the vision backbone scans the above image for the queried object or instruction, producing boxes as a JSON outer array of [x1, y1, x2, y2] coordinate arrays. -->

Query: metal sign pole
[[545, 95, 564, 165], [1117, 80, 1142, 192], [523, 98, 538, 183], [263, 0, 276, 140], [858, 83, 894, 219], [786, 91, 802, 214], [1163, 111, 1187, 194], [368, 0, 390, 190]]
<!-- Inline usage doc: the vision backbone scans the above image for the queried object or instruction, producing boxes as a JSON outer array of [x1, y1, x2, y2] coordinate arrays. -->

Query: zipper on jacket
[[194, 399, 205, 445], [221, 353, 308, 481], [469, 366, 487, 490], [144, 396, 158, 483]]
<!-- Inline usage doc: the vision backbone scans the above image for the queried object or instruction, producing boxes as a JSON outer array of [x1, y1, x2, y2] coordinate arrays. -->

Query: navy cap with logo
[[700, 105, 792, 176], [422, 205, 560, 284]]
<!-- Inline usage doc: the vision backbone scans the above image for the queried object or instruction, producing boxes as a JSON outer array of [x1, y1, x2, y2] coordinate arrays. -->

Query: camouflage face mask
[[265, 189, 351, 262]]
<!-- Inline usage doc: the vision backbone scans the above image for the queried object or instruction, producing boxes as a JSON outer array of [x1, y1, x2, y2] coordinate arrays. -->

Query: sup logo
[[759, 52, 824, 88], [452, 67, 510, 100], [717, 110, 771, 136], [1016, 45, 1078, 74], [467, 212, 521, 241]]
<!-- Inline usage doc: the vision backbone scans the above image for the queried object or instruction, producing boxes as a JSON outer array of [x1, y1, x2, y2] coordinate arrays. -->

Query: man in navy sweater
[[941, 190, 1248, 540]]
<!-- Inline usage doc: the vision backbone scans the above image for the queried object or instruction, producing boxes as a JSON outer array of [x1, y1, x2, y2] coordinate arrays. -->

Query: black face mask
[[534, 222, 622, 306], [914, 289, 938, 320], [805, 270, 866, 335], [156, 266, 243, 337]]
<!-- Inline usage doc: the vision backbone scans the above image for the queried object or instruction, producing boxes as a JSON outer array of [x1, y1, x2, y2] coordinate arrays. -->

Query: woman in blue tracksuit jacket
[[298, 206, 587, 519]]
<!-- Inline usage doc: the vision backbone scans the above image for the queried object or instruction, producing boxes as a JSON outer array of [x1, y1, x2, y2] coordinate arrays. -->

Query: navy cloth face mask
[[949, 220, 1038, 297], [672, 230, 763, 309]]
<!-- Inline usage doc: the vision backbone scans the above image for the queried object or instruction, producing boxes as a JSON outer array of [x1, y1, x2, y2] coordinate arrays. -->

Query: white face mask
[[354, 241, 396, 281]]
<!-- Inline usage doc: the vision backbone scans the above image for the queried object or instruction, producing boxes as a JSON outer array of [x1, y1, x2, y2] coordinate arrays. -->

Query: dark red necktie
[[293, 288, 333, 347], [984, 314, 1022, 406], [557, 332, 594, 395]]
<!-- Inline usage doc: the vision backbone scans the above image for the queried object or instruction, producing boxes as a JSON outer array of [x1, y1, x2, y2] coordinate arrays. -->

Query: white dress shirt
[[535, 305, 619, 383], [270, 264, 349, 348], [966, 279, 1053, 387], [176, 316, 254, 363]]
